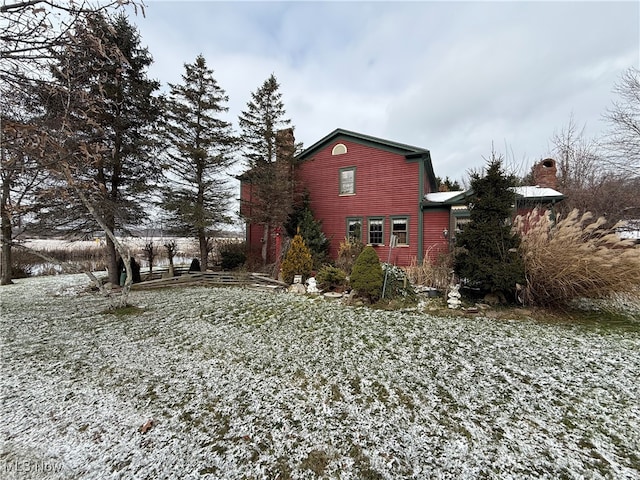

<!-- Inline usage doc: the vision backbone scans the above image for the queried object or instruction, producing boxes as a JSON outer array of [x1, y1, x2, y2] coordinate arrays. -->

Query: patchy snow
[[511, 186, 564, 199], [1, 274, 639, 479]]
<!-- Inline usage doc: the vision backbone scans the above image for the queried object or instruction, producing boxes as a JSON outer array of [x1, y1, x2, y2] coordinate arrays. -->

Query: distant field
[[17, 237, 243, 276], [1, 274, 639, 479]]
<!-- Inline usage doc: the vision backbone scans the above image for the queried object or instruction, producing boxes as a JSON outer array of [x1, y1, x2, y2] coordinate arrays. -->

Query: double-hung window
[[391, 217, 409, 245], [368, 217, 384, 245], [339, 167, 356, 195], [347, 218, 362, 242]]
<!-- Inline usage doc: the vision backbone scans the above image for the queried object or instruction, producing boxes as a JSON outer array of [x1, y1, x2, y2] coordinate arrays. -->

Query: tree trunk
[[1, 176, 13, 285], [0, 223, 12, 286], [198, 229, 208, 271], [261, 224, 270, 267], [106, 234, 119, 285]]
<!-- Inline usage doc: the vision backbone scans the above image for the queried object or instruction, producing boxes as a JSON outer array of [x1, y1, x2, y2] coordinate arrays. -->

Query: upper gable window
[[332, 143, 347, 155], [339, 167, 355, 195]]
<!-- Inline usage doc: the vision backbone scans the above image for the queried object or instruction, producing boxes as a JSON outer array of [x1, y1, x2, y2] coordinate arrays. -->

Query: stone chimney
[[533, 158, 558, 189]]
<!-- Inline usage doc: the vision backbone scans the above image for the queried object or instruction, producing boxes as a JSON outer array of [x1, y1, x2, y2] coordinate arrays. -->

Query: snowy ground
[[1, 274, 639, 479]]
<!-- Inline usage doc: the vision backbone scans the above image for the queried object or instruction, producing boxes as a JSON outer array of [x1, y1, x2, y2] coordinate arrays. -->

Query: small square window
[[339, 167, 355, 195], [392, 218, 409, 245], [368, 218, 384, 245]]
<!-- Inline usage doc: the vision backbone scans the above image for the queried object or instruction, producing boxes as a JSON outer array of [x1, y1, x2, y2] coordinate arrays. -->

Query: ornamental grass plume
[[514, 208, 640, 307]]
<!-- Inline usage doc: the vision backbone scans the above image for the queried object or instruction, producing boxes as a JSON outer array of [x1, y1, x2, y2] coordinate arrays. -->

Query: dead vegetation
[[515, 208, 640, 307], [404, 248, 454, 290]]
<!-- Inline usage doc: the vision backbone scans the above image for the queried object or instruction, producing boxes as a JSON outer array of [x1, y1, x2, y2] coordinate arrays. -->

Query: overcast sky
[[129, 1, 639, 183]]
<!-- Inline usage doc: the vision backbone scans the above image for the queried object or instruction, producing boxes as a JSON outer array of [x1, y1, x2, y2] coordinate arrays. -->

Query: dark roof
[[296, 128, 430, 160]]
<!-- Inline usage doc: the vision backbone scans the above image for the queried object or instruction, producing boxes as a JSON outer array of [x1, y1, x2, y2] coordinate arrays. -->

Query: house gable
[[294, 129, 438, 265]]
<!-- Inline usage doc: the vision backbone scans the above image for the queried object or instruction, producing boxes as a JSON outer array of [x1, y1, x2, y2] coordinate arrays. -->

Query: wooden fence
[[131, 269, 288, 291]]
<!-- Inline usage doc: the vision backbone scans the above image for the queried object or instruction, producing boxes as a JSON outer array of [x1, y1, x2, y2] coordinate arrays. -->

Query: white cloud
[[133, 0, 639, 183]]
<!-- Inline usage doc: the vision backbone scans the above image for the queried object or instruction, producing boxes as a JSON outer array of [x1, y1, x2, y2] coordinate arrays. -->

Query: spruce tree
[[239, 74, 295, 266], [285, 192, 330, 269], [454, 155, 525, 301], [160, 55, 237, 271], [32, 12, 162, 285], [350, 246, 384, 302]]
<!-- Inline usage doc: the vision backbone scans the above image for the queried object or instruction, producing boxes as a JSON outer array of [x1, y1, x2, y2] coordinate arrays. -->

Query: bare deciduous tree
[[602, 67, 640, 179], [549, 114, 638, 225], [1, 0, 142, 88], [1, 1, 146, 308]]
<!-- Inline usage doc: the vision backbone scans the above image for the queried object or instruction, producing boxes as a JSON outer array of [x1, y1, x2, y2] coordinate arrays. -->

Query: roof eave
[[296, 128, 429, 161]]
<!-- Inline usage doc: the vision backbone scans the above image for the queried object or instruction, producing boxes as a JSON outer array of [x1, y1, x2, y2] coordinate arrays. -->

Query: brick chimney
[[533, 158, 558, 189], [275, 128, 295, 163]]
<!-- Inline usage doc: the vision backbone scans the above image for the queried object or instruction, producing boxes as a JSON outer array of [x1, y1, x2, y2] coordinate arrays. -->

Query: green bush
[[316, 265, 348, 292], [350, 246, 383, 302], [382, 263, 416, 301], [281, 234, 313, 284], [217, 240, 247, 270]]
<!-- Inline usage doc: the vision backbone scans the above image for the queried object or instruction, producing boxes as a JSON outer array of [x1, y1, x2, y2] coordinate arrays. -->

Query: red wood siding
[[423, 210, 450, 263], [296, 140, 421, 266]]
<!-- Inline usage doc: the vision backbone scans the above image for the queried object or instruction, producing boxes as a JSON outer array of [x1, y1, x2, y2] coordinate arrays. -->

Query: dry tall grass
[[404, 247, 454, 290], [515, 209, 640, 307]]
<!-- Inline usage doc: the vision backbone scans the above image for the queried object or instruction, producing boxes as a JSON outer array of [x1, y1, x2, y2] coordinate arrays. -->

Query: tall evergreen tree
[[238, 74, 295, 266], [454, 154, 524, 302], [284, 191, 330, 269], [160, 55, 237, 271], [33, 12, 162, 285]]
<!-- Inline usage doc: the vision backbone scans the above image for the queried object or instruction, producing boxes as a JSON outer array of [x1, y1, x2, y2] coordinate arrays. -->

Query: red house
[[240, 129, 564, 268], [242, 129, 449, 266]]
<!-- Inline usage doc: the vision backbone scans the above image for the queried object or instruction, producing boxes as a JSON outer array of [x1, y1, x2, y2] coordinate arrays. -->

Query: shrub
[[381, 263, 416, 301], [217, 240, 247, 271], [316, 265, 347, 292], [515, 208, 640, 306], [350, 246, 383, 302], [281, 234, 313, 284], [336, 237, 364, 274]]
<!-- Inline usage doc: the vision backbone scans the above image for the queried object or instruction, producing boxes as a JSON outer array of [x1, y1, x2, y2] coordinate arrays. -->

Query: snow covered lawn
[[1, 274, 639, 479]]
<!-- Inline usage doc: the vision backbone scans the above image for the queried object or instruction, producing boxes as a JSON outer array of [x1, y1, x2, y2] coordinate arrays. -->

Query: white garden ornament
[[306, 277, 318, 294], [447, 284, 462, 309]]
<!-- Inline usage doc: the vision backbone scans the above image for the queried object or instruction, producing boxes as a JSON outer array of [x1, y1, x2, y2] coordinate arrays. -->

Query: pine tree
[[350, 246, 383, 302], [280, 233, 313, 284], [239, 74, 295, 266], [32, 12, 162, 285], [284, 192, 330, 269], [454, 155, 525, 301], [160, 55, 237, 271]]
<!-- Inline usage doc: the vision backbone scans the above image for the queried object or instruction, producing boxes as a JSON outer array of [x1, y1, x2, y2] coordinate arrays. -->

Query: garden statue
[[306, 277, 318, 294], [447, 284, 462, 309]]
